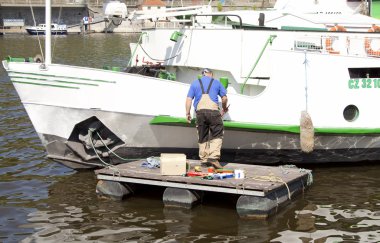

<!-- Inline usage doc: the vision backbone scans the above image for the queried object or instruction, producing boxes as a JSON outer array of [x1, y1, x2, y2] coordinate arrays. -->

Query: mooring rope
[[303, 50, 309, 111], [139, 42, 182, 62], [88, 130, 125, 178], [89, 130, 114, 167], [95, 130, 144, 161], [127, 32, 147, 67], [52, 6, 63, 59], [29, 0, 45, 62], [249, 172, 292, 200], [280, 164, 313, 186], [127, 32, 184, 67]]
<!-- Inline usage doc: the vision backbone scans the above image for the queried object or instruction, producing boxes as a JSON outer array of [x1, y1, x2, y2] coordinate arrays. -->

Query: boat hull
[[26, 29, 67, 35], [28, 104, 380, 169]]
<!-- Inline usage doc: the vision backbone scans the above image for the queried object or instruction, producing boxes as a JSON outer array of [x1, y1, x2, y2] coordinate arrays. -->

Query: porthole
[[343, 105, 359, 122]]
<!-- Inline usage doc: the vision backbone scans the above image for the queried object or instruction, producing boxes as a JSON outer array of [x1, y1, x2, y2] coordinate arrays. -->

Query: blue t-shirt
[[187, 76, 227, 110]]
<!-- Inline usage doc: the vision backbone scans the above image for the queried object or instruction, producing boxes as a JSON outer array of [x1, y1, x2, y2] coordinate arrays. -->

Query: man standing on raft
[[185, 68, 229, 169]]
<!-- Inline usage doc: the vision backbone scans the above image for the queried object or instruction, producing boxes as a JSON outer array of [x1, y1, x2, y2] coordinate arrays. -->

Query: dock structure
[[95, 160, 312, 219]]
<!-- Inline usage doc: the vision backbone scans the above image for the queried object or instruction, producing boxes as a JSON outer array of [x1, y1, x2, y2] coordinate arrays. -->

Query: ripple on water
[[271, 229, 380, 243]]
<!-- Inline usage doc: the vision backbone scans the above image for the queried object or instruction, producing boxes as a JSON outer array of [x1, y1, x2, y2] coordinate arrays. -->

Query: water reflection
[[19, 173, 252, 242], [18, 172, 154, 242], [271, 165, 380, 242]]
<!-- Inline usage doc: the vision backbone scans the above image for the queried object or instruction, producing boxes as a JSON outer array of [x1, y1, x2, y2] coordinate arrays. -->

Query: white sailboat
[[3, 0, 380, 169]]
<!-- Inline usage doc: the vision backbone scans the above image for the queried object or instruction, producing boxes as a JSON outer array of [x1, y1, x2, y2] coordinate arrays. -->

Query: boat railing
[[0, 0, 86, 5], [293, 34, 380, 58], [143, 14, 242, 30], [195, 14, 243, 29]]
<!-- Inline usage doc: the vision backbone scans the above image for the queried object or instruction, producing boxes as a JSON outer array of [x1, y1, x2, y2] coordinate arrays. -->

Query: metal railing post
[[240, 35, 276, 94]]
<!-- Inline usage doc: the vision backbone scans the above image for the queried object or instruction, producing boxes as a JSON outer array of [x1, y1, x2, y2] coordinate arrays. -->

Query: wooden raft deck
[[95, 160, 311, 197], [95, 160, 312, 219]]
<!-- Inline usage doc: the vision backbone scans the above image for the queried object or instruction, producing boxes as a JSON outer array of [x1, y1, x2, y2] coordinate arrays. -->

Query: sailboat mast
[[45, 0, 52, 64]]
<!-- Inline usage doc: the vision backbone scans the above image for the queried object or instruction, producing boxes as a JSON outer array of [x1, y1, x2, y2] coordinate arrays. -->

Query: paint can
[[234, 169, 245, 179]]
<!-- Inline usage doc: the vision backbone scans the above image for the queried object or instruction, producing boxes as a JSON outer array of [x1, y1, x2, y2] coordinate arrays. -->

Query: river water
[[0, 34, 380, 243]]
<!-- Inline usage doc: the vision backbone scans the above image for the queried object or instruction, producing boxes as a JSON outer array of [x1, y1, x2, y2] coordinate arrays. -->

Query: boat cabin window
[[348, 68, 380, 78]]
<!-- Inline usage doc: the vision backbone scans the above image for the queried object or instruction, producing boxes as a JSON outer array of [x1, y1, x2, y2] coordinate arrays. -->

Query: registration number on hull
[[349, 78, 380, 89]]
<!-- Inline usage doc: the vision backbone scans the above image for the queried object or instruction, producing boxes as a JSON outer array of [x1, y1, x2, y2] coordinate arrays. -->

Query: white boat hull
[[4, 59, 380, 168]]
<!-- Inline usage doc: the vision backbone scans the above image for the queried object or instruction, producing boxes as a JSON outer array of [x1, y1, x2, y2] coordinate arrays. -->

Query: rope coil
[[250, 173, 292, 200]]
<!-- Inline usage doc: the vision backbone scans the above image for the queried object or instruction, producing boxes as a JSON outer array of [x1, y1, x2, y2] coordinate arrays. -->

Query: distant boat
[[26, 23, 67, 35]]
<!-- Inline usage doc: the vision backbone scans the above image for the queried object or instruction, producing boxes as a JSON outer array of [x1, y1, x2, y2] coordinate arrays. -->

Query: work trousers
[[196, 109, 224, 162]]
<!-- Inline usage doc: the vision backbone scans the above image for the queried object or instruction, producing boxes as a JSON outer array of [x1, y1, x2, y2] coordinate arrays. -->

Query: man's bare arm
[[186, 97, 193, 123], [221, 96, 228, 116]]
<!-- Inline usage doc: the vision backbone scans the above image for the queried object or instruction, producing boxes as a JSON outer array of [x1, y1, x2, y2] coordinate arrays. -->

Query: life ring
[[325, 25, 347, 54], [365, 25, 380, 57], [368, 24, 380, 33], [364, 37, 380, 56]]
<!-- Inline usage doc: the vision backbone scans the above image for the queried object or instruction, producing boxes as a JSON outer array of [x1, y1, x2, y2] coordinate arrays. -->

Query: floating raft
[[95, 160, 313, 219]]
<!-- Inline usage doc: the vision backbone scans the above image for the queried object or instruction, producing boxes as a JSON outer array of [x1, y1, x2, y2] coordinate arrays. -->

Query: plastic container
[[7, 56, 33, 63], [213, 173, 234, 180], [194, 166, 202, 172], [215, 168, 234, 174], [234, 169, 245, 179], [170, 31, 183, 42], [207, 167, 215, 173]]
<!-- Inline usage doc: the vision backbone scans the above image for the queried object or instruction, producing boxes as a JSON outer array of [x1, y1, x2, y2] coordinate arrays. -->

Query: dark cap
[[202, 68, 212, 75]]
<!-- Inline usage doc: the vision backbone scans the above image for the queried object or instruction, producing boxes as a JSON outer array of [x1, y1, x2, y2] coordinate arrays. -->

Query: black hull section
[[42, 133, 380, 170], [26, 29, 67, 35]]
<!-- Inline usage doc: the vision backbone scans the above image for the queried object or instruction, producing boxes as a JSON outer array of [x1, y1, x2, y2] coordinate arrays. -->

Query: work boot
[[210, 160, 223, 169]]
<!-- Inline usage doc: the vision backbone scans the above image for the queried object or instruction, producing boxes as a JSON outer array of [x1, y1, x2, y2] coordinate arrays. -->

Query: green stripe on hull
[[315, 127, 380, 134], [150, 115, 300, 133], [224, 120, 299, 133], [11, 76, 98, 86], [11, 80, 79, 89], [9, 71, 116, 83], [150, 115, 380, 135]]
